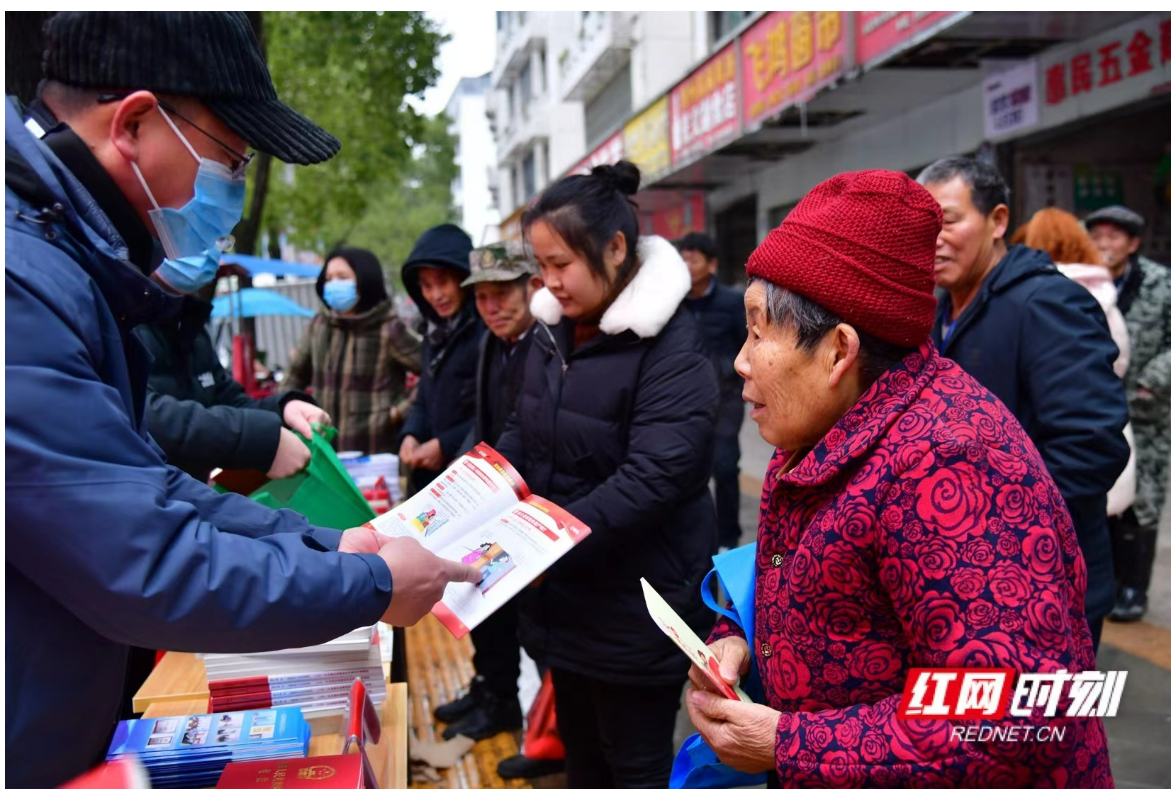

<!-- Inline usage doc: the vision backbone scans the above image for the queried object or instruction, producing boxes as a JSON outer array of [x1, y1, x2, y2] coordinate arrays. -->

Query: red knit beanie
[[746, 169, 943, 347]]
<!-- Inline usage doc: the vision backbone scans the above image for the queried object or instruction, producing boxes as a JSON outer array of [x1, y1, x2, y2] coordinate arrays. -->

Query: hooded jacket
[[5, 100, 391, 787], [398, 224, 484, 487], [932, 244, 1129, 621]]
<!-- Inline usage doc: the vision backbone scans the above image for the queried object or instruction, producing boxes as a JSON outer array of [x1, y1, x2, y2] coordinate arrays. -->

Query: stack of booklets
[[106, 707, 310, 789], [201, 626, 386, 717], [340, 453, 403, 505]]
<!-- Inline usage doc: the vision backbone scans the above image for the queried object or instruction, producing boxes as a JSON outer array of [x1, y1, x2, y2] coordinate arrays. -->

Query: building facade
[[444, 73, 501, 246], [489, 11, 1171, 280]]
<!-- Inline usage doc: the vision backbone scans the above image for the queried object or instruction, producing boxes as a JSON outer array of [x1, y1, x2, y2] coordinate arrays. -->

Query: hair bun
[[590, 160, 641, 196]]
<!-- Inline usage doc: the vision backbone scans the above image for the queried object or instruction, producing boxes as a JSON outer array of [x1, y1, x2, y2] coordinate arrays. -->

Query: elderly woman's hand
[[687, 689, 781, 774], [688, 635, 749, 694]]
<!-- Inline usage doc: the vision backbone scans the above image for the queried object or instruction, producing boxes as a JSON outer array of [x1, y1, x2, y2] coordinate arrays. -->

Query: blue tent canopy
[[211, 287, 317, 319], [220, 253, 322, 279]]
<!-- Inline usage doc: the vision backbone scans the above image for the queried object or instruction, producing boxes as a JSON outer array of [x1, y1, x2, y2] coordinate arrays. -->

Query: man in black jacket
[[135, 290, 329, 484], [398, 224, 484, 493], [436, 244, 549, 761], [918, 157, 1130, 651], [678, 232, 747, 550]]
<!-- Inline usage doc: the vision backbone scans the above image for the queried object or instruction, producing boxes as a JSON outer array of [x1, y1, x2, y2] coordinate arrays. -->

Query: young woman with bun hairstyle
[[493, 161, 720, 788]]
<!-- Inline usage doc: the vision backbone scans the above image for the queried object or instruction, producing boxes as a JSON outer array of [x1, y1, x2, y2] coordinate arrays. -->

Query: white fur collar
[[529, 236, 691, 338]]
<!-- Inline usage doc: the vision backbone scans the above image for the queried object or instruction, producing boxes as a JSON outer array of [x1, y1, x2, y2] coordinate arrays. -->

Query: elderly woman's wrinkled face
[[735, 282, 858, 453]]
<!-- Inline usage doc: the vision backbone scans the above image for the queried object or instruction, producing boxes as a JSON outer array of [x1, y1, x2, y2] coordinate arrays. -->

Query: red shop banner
[[741, 10, 849, 129], [856, 11, 970, 68], [639, 193, 706, 241], [670, 43, 740, 167], [566, 129, 625, 177]]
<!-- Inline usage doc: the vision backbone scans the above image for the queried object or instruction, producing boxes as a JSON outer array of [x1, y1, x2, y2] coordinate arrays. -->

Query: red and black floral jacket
[[710, 340, 1112, 788]]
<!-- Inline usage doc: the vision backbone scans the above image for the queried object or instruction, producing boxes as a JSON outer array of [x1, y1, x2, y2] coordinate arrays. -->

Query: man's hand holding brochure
[[353, 443, 591, 636]]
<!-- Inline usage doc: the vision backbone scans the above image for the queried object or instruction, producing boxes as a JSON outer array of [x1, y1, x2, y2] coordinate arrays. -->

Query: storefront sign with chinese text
[[624, 97, 671, 182], [856, 11, 970, 68], [566, 130, 625, 177], [670, 44, 740, 167], [982, 60, 1039, 140], [1040, 11, 1170, 130], [741, 11, 848, 129]]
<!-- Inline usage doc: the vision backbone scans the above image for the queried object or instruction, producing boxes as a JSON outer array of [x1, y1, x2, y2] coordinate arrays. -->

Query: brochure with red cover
[[215, 754, 365, 789], [365, 443, 590, 638]]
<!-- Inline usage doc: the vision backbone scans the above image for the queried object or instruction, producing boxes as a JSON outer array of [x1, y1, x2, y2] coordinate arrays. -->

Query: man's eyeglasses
[[97, 94, 255, 180]]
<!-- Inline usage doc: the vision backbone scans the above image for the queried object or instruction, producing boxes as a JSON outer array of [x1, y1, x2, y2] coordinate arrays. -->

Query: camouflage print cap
[[461, 240, 539, 286]]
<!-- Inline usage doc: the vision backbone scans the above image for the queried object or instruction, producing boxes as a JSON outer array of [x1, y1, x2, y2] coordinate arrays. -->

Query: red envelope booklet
[[217, 679, 382, 789], [215, 754, 365, 789]]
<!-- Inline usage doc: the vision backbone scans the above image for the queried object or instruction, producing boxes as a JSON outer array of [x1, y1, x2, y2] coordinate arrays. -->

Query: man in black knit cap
[[6, 12, 477, 787]]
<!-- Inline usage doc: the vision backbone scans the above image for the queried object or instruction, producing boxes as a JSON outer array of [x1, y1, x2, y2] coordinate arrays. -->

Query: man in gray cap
[[432, 242, 566, 779], [1087, 205, 1171, 622], [5, 12, 477, 786], [433, 243, 551, 757]]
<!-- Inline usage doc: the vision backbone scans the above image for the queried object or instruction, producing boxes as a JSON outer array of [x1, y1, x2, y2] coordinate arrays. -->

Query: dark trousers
[[470, 595, 521, 697], [713, 432, 742, 549], [1110, 507, 1159, 593], [550, 668, 683, 789]]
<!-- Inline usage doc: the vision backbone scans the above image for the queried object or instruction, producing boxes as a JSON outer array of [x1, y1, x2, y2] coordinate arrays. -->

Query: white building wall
[[628, 11, 700, 111], [446, 78, 501, 245]]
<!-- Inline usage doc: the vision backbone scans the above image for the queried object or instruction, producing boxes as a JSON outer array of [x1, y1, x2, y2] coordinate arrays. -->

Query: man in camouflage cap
[[1087, 205, 1171, 622], [434, 242, 554, 772]]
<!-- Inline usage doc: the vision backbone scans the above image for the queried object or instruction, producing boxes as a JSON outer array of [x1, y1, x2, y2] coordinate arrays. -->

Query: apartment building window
[[709, 11, 753, 47], [510, 164, 520, 210], [519, 61, 533, 120], [496, 11, 505, 31], [538, 47, 547, 94], [584, 63, 632, 146], [523, 153, 538, 202]]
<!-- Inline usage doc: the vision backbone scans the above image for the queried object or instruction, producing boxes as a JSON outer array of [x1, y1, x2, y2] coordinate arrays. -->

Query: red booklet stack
[[216, 754, 366, 789], [216, 678, 383, 790], [202, 626, 387, 717]]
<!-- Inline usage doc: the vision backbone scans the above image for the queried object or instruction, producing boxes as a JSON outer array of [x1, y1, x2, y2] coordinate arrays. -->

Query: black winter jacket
[[683, 279, 747, 436], [135, 297, 314, 482], [496, 236, 720, 685], [933, 244, 1130, 619]]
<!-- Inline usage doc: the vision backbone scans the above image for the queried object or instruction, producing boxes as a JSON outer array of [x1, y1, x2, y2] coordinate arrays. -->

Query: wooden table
[[133, 633, 396, 714], [132, 652, 209, 714], [141, 683, 408, 790]]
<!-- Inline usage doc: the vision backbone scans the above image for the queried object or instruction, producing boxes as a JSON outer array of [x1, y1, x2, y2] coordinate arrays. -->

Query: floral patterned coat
[[709, 340, 1112, 788]]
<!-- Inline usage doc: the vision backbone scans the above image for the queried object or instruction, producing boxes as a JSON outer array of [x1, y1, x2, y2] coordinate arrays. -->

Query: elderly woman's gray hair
[[751, 277, 917, 386]]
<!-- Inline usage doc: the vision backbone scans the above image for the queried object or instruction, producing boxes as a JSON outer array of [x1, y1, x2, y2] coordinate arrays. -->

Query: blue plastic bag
[[670, 542, 769, 788]]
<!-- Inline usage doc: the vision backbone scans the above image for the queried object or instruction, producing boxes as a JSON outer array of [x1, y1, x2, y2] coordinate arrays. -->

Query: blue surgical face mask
[[131, 106, 246, 260], [154, 247, 222, 295], [324, 279, 359, 313]]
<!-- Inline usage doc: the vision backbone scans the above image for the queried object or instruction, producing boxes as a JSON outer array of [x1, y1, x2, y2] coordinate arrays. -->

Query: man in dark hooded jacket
[[398, 224, 485, 492], [919, 157, 1129, 651], [5, 13, 477, 787]]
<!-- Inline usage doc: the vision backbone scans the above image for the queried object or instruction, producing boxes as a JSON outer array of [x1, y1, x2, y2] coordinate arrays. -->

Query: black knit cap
[[41, 11, 340, 165]]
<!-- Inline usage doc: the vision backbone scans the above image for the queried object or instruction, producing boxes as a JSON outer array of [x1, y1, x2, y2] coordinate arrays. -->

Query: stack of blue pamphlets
[[105, 707, 310, 788]]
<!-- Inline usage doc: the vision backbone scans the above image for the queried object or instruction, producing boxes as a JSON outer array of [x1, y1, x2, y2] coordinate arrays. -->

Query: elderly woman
[[686, 171, 1113, 788]]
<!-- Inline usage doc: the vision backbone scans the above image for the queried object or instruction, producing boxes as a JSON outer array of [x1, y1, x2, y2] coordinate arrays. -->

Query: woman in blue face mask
[[281, 247, 422, 456]]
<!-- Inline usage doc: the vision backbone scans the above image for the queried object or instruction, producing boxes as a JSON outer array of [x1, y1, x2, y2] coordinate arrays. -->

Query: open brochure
[[641, 578, 752, 703], [365, 443, 590, 638]]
